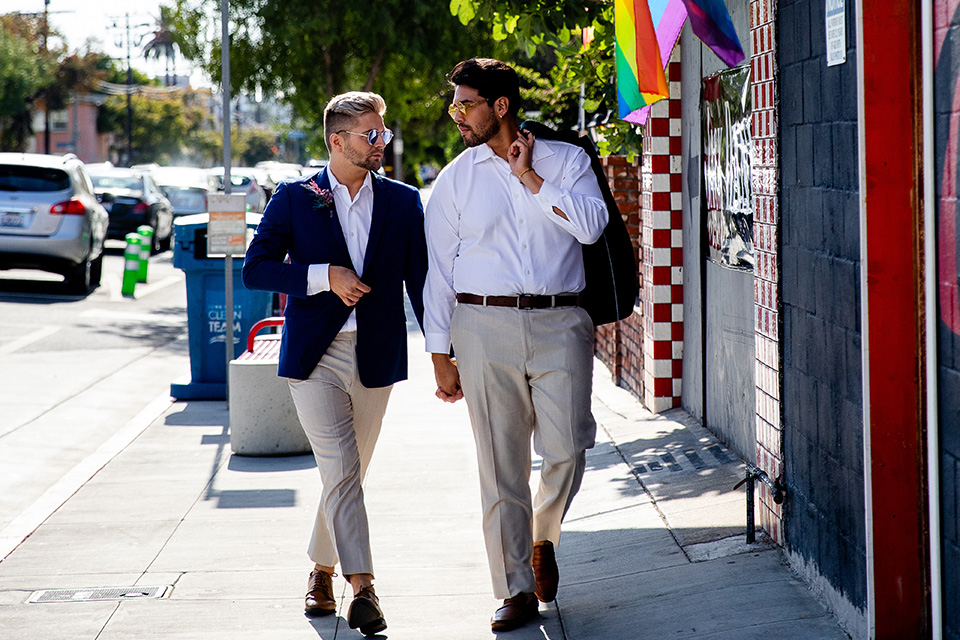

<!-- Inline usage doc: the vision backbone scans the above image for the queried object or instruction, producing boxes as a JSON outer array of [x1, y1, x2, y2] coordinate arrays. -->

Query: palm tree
[[142, 6, 184, 86]]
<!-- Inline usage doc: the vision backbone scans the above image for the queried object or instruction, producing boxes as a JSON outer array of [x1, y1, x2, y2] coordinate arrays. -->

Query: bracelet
[[517, 167, 533, 181]]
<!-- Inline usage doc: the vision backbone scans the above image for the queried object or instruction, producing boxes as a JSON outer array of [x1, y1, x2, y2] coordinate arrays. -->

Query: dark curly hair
[[447, 58, 521, 117]]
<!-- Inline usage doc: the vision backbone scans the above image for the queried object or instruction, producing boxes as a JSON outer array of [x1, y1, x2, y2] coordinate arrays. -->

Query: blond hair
[[323, 92, 387, 151]]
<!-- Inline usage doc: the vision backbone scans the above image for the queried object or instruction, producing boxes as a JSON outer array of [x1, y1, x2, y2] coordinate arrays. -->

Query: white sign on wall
[[826, 0, 846, 67]]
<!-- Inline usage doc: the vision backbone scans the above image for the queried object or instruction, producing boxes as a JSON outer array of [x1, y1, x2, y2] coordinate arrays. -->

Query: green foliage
[[172, 0, 509, 181], [99, 93, 208, 166], [0, 16, 51, 151], [447, 0, 642, 159], [238, 127, 276, 166]]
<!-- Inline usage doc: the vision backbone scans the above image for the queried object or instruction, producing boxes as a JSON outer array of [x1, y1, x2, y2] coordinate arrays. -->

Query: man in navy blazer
[[242, 91, 426, 636]]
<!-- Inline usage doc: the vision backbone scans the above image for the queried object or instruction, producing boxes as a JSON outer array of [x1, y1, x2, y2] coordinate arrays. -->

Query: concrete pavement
[[0, 331, 850, 639]]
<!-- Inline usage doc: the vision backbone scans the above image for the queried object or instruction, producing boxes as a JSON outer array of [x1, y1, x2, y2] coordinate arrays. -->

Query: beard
[[344, 142, 382, 172], [460, 114, 500, 148]]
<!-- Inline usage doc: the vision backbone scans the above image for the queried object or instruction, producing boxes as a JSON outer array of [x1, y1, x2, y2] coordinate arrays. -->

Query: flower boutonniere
[[302, 179, 335, 216]]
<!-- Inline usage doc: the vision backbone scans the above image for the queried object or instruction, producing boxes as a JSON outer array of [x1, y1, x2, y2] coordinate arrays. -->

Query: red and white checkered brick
[[640, 47, 683, 414]]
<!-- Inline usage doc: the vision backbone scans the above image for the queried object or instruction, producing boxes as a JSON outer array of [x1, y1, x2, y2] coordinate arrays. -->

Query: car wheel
[[89, 254, 103, 288], [64, 257, 93, 295]]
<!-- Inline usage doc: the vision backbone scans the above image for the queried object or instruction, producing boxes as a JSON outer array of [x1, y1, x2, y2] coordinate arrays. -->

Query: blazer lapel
[[315, 168, 353, 267], [362, 173, 388, 274]]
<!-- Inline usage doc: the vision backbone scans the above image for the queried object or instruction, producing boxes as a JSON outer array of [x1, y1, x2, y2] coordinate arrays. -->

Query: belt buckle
[[517, 295, 531, 310]]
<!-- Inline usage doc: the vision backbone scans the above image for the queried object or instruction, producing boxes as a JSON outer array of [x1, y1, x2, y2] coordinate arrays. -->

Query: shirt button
[[519, 219, 524, 224], [526, 270, 531, 275], [513, 193, 519, 199], [522, 244, 527, 249]]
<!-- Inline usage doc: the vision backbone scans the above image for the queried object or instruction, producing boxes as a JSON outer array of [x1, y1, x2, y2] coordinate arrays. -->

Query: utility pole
[[42, 0, 50, 154], [107, 12, 150, 167], [125, 12, 133, 166]]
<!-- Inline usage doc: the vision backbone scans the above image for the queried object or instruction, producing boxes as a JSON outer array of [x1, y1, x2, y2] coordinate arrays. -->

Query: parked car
[[150, 166, 212, 217], [207, 167, 267, 213], [87, 167, 174, 253], [254, 161, 304, 199], [0, 153, 108, 294]]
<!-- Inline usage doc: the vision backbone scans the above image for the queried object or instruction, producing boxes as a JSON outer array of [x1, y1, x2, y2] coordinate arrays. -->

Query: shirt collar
[[327, 168, 373, 195], [472, 135, 558, 165]]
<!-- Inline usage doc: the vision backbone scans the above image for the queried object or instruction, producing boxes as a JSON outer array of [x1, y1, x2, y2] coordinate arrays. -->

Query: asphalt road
[[0, 242, 191, 539]]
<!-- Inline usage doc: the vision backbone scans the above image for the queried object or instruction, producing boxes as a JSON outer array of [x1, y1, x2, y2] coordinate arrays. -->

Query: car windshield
[[91, 175, 142, 191], [0, 165, 70, 192]]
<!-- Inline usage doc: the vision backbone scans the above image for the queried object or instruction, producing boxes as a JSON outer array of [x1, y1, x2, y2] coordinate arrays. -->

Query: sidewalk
[[0, 332, 850, 639]]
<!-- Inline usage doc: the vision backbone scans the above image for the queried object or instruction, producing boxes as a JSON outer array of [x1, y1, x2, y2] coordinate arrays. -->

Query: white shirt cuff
[[532, 179, 562, 211], [425, 332, 452, 354], [306, 263, 331, 296]]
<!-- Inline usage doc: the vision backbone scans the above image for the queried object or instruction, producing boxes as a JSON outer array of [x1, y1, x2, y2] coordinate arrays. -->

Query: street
[[0, 243, 189, 543]]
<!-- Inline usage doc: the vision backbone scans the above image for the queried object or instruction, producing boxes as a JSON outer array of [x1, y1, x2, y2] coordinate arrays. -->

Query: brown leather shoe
[[532, 540, 559, 602], [491, 592, 538, 631], [305, 568, 337, 616], [347, 586, 387, 636]]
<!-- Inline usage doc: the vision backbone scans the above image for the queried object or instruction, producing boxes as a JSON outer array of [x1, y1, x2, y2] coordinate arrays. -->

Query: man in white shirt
[[243, 92, 428, 636], [424, 58, 608, 632]]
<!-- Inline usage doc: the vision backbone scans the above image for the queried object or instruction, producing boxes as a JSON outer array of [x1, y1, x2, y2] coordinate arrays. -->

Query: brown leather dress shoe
[[305, 568, 337, 616], [491, 592, 538, 631], [532, 540, 559, 602], [347, 586, 387, 636]]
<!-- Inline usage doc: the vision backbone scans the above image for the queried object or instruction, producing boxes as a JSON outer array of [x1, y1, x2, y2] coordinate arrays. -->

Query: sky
[[0, 0, 208, 86]]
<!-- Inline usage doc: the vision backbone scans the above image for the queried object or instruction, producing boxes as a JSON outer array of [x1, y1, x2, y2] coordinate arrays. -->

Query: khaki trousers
[[287, 332, 391, 575], [451, 304, 596, 599]]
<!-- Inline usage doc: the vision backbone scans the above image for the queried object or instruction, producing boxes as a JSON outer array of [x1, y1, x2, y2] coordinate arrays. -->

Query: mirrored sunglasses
[[338, 129, 394, 145]]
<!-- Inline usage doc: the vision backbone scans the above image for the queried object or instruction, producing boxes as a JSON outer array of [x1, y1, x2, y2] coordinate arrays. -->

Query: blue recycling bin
[[170, 213, 271, 400]]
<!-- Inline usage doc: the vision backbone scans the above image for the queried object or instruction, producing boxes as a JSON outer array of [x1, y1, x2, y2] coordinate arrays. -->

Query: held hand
[[329, 265, 371, 306], [508, 130, 534, 177], [432, 353, 464, 403]]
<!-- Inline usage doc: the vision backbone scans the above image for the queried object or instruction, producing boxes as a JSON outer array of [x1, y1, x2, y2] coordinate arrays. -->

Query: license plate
[[0, 212, 24, 228]]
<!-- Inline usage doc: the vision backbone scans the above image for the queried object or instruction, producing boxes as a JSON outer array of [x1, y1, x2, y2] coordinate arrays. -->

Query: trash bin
[[170, 213, 271, 400]]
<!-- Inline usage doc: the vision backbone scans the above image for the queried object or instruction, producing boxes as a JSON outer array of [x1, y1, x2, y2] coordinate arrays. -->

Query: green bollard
[[122, 233, 142, 297], [136, 225, 153, 283]]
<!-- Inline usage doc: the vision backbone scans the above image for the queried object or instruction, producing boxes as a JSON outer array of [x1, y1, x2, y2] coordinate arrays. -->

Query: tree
[[143, 5, 194, 87], [98, 93, 207, 165], [449, 0, 642, 157], [172, 0, 507, 180], [0, 26, 46, 150]]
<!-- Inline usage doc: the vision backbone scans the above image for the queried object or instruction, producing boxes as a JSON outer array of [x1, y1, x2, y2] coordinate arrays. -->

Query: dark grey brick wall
[[779, 0, 866, 612], [936, 3, 960, 635]]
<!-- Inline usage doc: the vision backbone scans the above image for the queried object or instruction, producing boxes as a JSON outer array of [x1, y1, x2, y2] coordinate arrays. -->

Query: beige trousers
[[287, 332, 391, 575], [451, 304, 596, 599]]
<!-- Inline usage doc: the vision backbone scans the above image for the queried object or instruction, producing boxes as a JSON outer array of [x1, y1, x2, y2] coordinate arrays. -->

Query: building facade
[[596, 1, 950, 637]]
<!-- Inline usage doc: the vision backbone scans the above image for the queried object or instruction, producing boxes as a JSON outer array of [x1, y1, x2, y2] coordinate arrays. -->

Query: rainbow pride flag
[[681, 0, 745, 67], [616, 0, 669, 121], [623, 0, 688, 125]]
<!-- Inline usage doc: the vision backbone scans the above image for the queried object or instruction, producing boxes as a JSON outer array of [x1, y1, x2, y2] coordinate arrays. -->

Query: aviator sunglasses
[[337, 129, 394, 146], [447, 99, 488, 118]]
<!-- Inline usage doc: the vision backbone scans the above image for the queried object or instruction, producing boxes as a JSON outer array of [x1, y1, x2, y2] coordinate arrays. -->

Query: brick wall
[[595, 52, 683, 413], [779, 0, 867, 619], [640, 53, 684, 413], [935, 1, 960, 635], [594, 155, 641, 391], [751, 0, 783, 544]]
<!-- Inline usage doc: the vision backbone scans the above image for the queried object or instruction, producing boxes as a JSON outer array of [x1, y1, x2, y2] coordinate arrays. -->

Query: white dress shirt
[[423, 138, 607, 353], [306, 170, 375, 333]]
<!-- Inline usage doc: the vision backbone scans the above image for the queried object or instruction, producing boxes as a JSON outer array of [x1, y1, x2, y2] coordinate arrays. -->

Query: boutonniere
[[302, 179, 335, 216]]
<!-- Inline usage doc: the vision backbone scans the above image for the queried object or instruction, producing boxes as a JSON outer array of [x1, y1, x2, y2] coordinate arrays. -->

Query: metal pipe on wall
[[922, 0, 943, 635]]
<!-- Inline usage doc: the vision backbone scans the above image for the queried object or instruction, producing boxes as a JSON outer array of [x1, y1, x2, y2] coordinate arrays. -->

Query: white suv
[[0, 153, 108, 294]]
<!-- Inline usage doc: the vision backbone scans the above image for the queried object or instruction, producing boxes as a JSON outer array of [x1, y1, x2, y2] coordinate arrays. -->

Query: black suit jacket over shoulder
[[242, 168, 427, 386]]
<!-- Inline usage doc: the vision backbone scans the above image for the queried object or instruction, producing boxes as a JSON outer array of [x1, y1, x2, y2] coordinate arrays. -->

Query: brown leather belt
[[456, 292, 580, 309]]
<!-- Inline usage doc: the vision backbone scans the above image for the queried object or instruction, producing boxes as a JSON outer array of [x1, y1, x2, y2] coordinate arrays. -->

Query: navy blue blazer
[[242, 168, 427, 386]]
